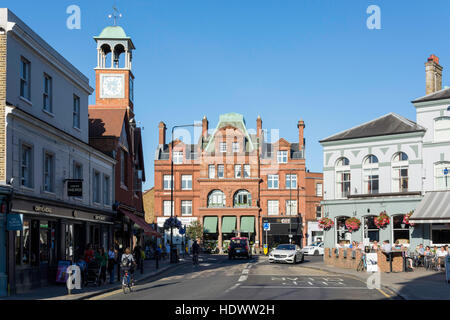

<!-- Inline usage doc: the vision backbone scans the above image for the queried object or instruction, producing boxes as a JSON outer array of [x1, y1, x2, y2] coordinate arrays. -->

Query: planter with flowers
[[345, 217, 361, 232], [318, 218, 334, 231], [402, 211, 415, 227], [374, 211, 390, 229]]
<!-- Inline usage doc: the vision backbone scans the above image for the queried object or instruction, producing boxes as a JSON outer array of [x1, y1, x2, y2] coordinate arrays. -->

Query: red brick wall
[[304, 172, 323, 246]]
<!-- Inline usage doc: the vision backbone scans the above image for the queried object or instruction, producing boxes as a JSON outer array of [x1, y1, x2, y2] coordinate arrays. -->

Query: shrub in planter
[[345, 217, 361, 232], [374, 211, 390, 229]]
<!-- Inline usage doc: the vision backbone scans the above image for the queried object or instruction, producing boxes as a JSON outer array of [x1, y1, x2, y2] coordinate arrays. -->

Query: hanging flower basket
[[163, 217, 182, 230], [345, 217, 361, 232], [403, 211, 415, 227], [374, 211, 390, 229], [318, 218, 334, 231]]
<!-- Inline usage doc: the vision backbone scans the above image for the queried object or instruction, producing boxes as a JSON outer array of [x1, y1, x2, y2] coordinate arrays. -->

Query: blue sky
[[4, 0, 450, 190]]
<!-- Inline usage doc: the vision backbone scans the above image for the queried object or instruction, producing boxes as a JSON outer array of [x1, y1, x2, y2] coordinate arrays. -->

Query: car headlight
[[288, 253, 295, 257]]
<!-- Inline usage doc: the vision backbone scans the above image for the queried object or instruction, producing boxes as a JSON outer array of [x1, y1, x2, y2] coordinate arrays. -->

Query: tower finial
[[108, 5, 122, 26]]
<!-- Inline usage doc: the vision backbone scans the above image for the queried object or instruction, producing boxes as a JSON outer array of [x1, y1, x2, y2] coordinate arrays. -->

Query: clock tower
[[93, 25, 135, 111]]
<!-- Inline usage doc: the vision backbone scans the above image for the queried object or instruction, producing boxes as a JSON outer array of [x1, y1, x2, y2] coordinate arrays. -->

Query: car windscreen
[[276, 245, 295, 250], [230, 240, 246, 247]]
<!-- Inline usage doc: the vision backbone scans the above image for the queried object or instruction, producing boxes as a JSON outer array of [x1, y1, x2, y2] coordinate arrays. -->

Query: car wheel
[[314, 250, 319, 256], [300, 254, 304, 263], [293, 256, 297, 264]]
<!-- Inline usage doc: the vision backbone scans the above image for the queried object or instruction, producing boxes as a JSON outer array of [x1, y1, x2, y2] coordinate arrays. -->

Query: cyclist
[[192, 240, 200, 265], [120, 247, 136, 285]]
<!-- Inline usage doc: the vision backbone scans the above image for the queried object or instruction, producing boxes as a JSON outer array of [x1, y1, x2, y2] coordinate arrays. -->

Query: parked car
[[269, 244, 304, 264], [228, 237, 252, 260], [301, 242, 324, 256]]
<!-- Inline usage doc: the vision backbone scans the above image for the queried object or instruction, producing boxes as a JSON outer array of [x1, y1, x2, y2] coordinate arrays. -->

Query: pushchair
[[85, 260, 101, 286]]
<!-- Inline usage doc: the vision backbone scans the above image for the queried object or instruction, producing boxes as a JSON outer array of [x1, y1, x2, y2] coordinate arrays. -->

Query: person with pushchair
[[120, 247, 136, 284]]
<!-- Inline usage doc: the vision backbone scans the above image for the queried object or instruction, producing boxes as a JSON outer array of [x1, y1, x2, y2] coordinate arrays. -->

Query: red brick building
[[154, 113, 321, 251], [305, 171, 324, 246], [88, 25, 156, 249]]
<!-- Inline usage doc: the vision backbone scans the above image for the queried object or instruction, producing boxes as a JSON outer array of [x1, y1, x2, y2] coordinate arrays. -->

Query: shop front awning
[[203, 217, 218, 233], [410, 191, 450, 223], [222, 216, 236, 233], [240, 216, 255, 233], [120, 210, 161, 237]]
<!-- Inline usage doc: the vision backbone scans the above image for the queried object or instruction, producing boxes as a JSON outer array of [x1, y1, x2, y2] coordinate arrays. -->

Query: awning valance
[[240, 216, 255, 233], [203, 217, 218, 233], [120, 209, 161, 237], [222, 216, 236, 233], [410, 191, 450, 223]]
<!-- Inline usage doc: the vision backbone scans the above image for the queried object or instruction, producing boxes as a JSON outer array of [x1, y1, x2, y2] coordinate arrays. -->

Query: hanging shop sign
[[67, 180, 83, 197], [7, 214, 23, 231]]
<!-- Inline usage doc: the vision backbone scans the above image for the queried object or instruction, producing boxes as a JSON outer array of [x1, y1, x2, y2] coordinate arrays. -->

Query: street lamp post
[[170, 123, 201, 263]]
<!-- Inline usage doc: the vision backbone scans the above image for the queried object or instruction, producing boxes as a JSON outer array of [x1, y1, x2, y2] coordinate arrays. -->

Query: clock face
[[101, 74, 124, 98]]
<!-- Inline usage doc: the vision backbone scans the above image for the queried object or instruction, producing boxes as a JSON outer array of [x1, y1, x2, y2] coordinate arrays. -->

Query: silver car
[[268, 244, 304, 264]]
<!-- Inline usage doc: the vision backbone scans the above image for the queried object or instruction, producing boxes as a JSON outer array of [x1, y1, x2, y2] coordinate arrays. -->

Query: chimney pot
[[425, 54, 443, 95], [158, 121, 166, 146]]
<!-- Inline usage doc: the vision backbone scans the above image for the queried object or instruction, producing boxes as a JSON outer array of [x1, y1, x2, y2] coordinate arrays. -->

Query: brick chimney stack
[[202, 116, 208, 139], [256, 115, 262, 138], [158, 121, 166, 146], [297, 119, 305, 151], [425, 54, 443, 95]]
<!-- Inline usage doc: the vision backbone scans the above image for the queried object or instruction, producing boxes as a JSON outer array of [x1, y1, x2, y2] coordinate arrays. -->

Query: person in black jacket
[[133, 244, 143, 274]]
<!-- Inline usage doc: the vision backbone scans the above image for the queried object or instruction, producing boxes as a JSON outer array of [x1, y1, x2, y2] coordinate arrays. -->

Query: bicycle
[[121, 267, 134, 294]]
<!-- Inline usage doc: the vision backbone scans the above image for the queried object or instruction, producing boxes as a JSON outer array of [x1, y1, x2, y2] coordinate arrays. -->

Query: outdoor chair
[[424, 255, 435, 270]]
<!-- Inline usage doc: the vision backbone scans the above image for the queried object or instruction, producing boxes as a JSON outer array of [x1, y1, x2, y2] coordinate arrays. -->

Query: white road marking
[[242, 269, 249, 274], [322, 281, 328, 285], [238, 275, 248, 282], [224, 283, 241, 293], [308, 282, 313, 286], [240, 286, 369, 290]]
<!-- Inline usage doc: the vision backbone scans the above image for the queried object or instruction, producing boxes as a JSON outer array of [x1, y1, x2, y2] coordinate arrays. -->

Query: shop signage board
[[67, 180, 83, 197], [366, 253, 378, 272], [7, 214, 23, 231]]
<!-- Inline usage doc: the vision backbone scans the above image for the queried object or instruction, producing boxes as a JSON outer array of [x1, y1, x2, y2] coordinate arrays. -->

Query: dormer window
[[173, 151, 183, 164], [277, 151, 288, 164]]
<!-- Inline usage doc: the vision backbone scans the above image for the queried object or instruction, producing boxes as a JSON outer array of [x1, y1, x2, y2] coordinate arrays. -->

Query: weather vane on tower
[[108, 5, 122, 26]]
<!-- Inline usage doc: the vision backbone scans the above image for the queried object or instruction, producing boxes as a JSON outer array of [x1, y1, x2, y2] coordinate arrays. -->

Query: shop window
[[234, 190, 251, 207], [364, 216, 379, 243], [65, 224, 74, 261], [15, 219, 31, 266], [432, 224, 450, 245], [392, 214, 410, 244], [39, 221, 50, 264], [336, 216, 351, 245]]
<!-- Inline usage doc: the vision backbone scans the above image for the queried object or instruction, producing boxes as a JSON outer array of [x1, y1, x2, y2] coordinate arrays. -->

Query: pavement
[[1, 255, 190, 300], [294, 255, 450, 300]]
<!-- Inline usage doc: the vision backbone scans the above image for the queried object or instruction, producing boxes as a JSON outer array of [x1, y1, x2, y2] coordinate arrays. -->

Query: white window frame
[[181, 200, 192, 216], [173, 151, 183, 165], [217, 165, 224, 179], [93, 170, 101, 204], [181, 175, 192, 190], [243, 164, 250, 178], [43, 151, 54, 193], [208, 190, 226, 207], [208, 165, 215, 179], [234, 165, 242, 178], [285, 200, 297, 216], [219, 142, 227, 153], [392, 152, 409, 193], [163, 200, 174, 216], [316, 206, 322, 219], [434, 117, 450, 143], [103, 175, 110, 205], [363, 155, 379, 195], [335, 158, 350, 199], [43, 73, 52, 113], [285, 174, 297, 189], [73, 95, 80, 129], [277, 150, 288, 164], [316, 183, 323, 197], [267, 174, 279, 189], [268, 200, 279, 216], [163, 175, 173, 190], [20, 57, 31, 101], [232, 142, 239, 153], [21, 144, 33, 188]]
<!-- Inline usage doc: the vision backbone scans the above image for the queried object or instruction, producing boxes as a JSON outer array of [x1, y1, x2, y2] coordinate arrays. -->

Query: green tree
[[186, 220, 203, 241]]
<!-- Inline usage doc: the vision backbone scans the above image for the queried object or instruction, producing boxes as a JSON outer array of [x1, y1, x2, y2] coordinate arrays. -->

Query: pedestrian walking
[[165, 242, 170, 260], [107, 246, 116, 283], [95, 247, 108, 285], [133, 244, 143, 274]]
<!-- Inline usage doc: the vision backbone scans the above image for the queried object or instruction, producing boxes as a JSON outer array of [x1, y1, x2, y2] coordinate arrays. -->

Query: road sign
[[263, 222, 270, 231], [444, 168, 448, 175], [263, 244, 268, 255]]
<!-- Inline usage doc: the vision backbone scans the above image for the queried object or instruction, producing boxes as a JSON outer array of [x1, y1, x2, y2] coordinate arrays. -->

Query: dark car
[[228, 237, 252, 260]]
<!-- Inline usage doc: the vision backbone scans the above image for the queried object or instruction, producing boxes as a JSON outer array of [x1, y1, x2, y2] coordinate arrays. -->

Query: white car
[[301, 242, 324, 256], [268, 244, 304, 264]]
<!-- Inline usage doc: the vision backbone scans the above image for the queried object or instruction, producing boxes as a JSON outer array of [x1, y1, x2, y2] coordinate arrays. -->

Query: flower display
[[163, 217, 182, 230], [403, 211, 415, 227], [345, 217, 361, 232], [374, 211, 390, 229], [318, 218, 334, 230]]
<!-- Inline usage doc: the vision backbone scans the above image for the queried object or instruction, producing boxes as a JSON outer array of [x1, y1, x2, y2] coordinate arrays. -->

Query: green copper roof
[[96, 26, 128, 39]]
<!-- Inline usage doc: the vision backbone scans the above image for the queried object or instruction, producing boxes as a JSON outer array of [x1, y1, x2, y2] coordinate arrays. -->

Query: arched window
[[233, 190, 252, 207], [392, 214, 410, 244], [434, 117, 450, 142], [363, 155, 379, 194], [335, 157, 350, 198], [435, 161, 450, 190], [364, 216, 379, 243], [208, 190, 226, 208], [336, 216, 351, 245], [392, 152, 409, 193]]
